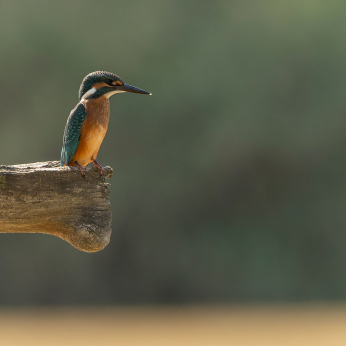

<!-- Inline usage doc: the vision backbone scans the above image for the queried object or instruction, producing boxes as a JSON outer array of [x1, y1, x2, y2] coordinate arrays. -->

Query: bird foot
[[92, 159, 104, 176], [74, 161, 85, 177]]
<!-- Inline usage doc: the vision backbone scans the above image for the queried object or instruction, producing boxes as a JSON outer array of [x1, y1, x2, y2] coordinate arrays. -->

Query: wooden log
[[0, 161, 113, 253]]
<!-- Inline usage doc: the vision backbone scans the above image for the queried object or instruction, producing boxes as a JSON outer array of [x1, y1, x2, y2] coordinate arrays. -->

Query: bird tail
[[60, 148, 65, 167]]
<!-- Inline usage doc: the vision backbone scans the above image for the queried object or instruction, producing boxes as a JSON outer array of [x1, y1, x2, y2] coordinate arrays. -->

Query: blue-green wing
[[60, 103, 87, 166]]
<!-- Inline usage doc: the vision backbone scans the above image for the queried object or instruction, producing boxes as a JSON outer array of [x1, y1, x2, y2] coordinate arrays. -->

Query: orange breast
[[70, 97, 110, 167]]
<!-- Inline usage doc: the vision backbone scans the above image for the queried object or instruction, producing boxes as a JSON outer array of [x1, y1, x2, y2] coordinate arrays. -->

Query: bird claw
[[74, 161, 85, 177], [92, 159, 104, 176]]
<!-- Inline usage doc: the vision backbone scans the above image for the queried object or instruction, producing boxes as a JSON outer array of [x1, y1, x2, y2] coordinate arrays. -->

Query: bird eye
[[105, 79, 114, 86]]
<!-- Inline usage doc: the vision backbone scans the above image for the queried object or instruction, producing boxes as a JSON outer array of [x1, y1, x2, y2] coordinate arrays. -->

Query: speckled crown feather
[[78, 71, 122, 100]]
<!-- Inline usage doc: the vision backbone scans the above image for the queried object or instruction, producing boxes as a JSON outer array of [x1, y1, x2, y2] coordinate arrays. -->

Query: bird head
[[79, 71, 151, 100]]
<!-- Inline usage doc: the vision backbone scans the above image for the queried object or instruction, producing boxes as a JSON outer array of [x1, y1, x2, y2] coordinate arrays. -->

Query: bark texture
[[0, 161, 113, 253]]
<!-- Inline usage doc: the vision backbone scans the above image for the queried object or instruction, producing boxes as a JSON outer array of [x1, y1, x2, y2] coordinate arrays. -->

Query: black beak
[[118, 83, 151, 95]]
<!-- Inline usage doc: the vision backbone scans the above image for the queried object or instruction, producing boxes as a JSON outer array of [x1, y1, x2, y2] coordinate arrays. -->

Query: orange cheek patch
[[93, 82, 108, 89], [115, 80, 123, 86]]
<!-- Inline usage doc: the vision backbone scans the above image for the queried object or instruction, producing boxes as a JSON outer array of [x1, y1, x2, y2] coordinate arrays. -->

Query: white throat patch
[[105, 90, 126, 98]]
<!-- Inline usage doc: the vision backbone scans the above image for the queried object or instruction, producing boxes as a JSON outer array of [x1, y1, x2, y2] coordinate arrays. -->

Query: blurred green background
[[0, 0, 346, 305]]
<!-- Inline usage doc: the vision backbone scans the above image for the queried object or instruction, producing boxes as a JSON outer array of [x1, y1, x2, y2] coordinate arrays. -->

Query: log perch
[[0, 161, 113, 253]]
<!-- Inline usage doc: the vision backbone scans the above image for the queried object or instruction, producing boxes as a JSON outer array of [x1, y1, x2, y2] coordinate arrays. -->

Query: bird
[[60, 71, 151, 176]]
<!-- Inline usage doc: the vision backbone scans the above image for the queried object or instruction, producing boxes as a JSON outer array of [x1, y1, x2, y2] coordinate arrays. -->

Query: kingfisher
[[60, 71, 151, 176]]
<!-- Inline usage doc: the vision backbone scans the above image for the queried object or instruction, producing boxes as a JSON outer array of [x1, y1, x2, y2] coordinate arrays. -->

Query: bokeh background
[[1, 0, 346, 329]]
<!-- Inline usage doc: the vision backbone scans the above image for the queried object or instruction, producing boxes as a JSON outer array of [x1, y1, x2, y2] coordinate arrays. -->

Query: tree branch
[[0, 161, 113, 253]]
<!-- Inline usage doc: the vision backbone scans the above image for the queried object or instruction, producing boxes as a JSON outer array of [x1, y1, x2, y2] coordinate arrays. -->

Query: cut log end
[[0, 161, 113, 253]]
